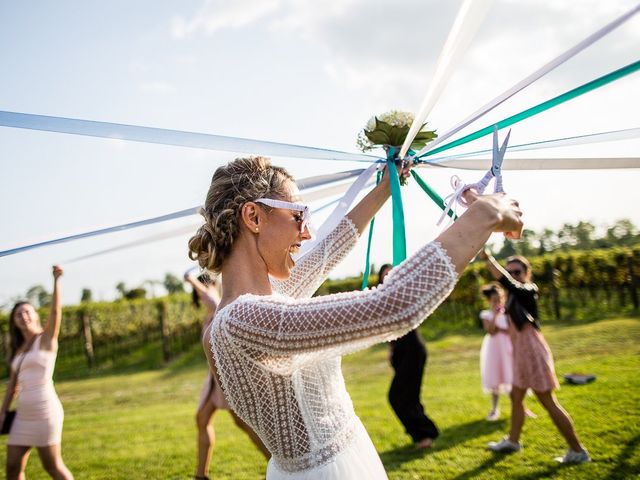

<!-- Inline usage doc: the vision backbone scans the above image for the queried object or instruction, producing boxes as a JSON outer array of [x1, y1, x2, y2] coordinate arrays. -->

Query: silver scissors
[[438, 126, 511, 225], [469, 125, 511, 194]]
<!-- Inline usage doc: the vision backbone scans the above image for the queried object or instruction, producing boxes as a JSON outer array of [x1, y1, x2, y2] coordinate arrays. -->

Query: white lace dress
[[210, 217, 458, 479]]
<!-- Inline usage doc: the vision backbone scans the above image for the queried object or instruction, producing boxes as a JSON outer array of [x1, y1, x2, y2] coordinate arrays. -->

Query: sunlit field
[[1, 317, 638, 479]]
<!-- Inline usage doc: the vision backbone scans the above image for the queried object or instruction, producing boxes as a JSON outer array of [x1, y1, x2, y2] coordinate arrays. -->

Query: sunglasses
[[254, 198, 311, 232], [507, 269, 524, 276]]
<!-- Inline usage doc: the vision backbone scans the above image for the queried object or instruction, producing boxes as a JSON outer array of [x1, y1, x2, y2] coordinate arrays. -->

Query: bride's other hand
[[461, 190, 523, 239], [436, 192, 523, 275]]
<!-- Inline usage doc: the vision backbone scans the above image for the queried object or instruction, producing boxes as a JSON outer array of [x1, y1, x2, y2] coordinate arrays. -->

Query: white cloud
[[171, 0, 283, 38], [138, 81, 176, 94], [170, 0, 639, 107]]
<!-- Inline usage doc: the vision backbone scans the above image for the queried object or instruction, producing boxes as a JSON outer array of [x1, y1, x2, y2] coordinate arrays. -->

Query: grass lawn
[[1, 317, 638, 479]]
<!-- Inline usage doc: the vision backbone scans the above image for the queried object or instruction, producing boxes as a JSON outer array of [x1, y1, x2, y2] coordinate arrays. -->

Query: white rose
[[366, 116, 377, 131]]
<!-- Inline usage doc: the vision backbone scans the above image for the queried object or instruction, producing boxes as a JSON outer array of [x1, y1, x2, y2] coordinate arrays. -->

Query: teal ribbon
[[420, 59, 640, 157], [360, 146, 407, 288], [361, 60, 639, 288], [386, 148, 407, 266], [411, 170, 457, 220]]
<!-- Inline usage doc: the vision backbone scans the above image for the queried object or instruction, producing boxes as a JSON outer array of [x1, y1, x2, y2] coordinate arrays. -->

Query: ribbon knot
[[437, 175, 468, 226]]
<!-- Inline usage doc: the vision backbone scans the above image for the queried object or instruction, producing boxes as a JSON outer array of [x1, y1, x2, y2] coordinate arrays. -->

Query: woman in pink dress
[[481, 251, 590, 464], [1, 265, 73, 479], [479, 283, 512, 421], [185, 270, 269, 480]]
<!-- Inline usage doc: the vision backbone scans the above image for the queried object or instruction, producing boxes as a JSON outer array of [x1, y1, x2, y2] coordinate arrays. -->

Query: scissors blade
[[492, 128, 511, 176]]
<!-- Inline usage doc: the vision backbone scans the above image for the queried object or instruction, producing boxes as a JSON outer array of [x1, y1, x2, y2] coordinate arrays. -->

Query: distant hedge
[[1, 245, 637, 378]]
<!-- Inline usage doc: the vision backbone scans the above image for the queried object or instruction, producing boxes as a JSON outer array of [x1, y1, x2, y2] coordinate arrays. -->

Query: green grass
[[1, 317, 639, 479]]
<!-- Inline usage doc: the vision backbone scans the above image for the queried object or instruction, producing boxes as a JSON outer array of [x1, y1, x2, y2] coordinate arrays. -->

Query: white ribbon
[[1, 169, 365, 258], [437, 175, 468, 226], [0, 111, 377, 163], [65, 197, 345, 265], [417, 3, 640, 157], [297, 160, 384, 257], [427, 156, 640, 170], [399, 0, 493, 159], [425, 127, 640, 164]]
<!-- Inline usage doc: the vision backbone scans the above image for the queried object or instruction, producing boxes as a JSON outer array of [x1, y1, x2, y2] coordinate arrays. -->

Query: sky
[[1, 0, 639, 307]]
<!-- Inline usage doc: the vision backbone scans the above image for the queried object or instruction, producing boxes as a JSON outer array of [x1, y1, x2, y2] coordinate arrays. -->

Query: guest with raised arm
[[481, 250, 590, 464], [1, 266, 74, 480]]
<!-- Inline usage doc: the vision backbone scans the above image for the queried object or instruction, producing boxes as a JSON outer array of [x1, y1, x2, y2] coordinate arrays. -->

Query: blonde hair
[[188, 156, 294, 272]]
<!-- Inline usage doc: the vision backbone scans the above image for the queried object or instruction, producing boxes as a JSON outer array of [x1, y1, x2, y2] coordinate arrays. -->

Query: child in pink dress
[[479, 284, 512, 421]]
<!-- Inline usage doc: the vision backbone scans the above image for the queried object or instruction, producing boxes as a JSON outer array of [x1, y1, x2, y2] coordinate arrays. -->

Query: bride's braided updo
[[188, 156, 294, 272]]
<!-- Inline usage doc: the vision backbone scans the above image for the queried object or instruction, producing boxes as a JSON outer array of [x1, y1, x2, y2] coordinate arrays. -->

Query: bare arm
[[185, 273, 220, 311], [436, 193, 523, 275], [42, 265, 63, 350], [480, 311, 497, 334], [0, 370, 18, 425], [482, 317, 497, 335], [479, 249, 507, 280], [346, 164, 408, 234], [272, 164, 405, 299], [224, 192, 523, 364]]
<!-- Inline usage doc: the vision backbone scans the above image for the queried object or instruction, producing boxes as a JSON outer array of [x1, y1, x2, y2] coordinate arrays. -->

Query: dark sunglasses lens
[[508, 270, 523, 275]]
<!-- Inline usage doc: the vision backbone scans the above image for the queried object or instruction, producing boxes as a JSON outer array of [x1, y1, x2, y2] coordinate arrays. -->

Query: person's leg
[[491, 392, 500, 413], [485, 392, 500, 420], [36, 444, 73, 480], [488, 386, 527, 452], [195, 398, 217, 478], [388, 336, 438, 444], [491, 392, 499, 412], [6, 445, 31, 480], [534, 390, 584, 452], [230, 410, 270, 458], [508, 386, 527, 443]]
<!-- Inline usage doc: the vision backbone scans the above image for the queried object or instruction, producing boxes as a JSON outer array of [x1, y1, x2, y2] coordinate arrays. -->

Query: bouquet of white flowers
[[356, 110, 437, 154]]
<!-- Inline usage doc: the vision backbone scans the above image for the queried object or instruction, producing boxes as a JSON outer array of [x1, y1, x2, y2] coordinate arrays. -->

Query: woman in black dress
[[382, 264, 439, 449]]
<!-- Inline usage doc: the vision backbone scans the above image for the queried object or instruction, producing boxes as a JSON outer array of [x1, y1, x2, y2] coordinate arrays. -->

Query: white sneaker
[[488, 437, 521, 453], [555, 448, 591, 464], [486, 409, 500, 421]]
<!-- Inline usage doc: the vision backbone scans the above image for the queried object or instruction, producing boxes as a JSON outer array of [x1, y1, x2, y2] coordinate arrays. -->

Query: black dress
[[388, 329, 439, 442]]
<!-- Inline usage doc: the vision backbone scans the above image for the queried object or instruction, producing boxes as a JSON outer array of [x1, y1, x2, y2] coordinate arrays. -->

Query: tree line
[[0, 237, 638, 378], [492, 218, 638, 259], [5, 218, 636, 312]]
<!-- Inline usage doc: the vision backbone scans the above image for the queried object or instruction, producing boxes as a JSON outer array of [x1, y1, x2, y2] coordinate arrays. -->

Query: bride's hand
[[463, 191, 523, 239], [379, 160, 411, 185]]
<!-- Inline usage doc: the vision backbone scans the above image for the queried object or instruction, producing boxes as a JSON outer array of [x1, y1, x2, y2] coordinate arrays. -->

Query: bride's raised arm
[[222, 194, 522, 364], [272, 166, 398, 299]]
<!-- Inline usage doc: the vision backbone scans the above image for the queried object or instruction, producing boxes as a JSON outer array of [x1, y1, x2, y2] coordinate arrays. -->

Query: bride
[[189, 156, 522, 479]]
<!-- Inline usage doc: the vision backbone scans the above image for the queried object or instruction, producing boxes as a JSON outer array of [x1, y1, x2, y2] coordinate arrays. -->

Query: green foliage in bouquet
[[356, 110, 437, 153]]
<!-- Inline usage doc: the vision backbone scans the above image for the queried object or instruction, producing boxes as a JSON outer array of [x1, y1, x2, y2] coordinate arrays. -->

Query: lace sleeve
[[270, 217, 359, 299], [221, 241, 457, 372]]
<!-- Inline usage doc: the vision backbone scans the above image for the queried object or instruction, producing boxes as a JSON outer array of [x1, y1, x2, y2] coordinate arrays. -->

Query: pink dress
[[9, 335, 64, 446], [479, 310, 513, 394], [509, 322, 559, 392]]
